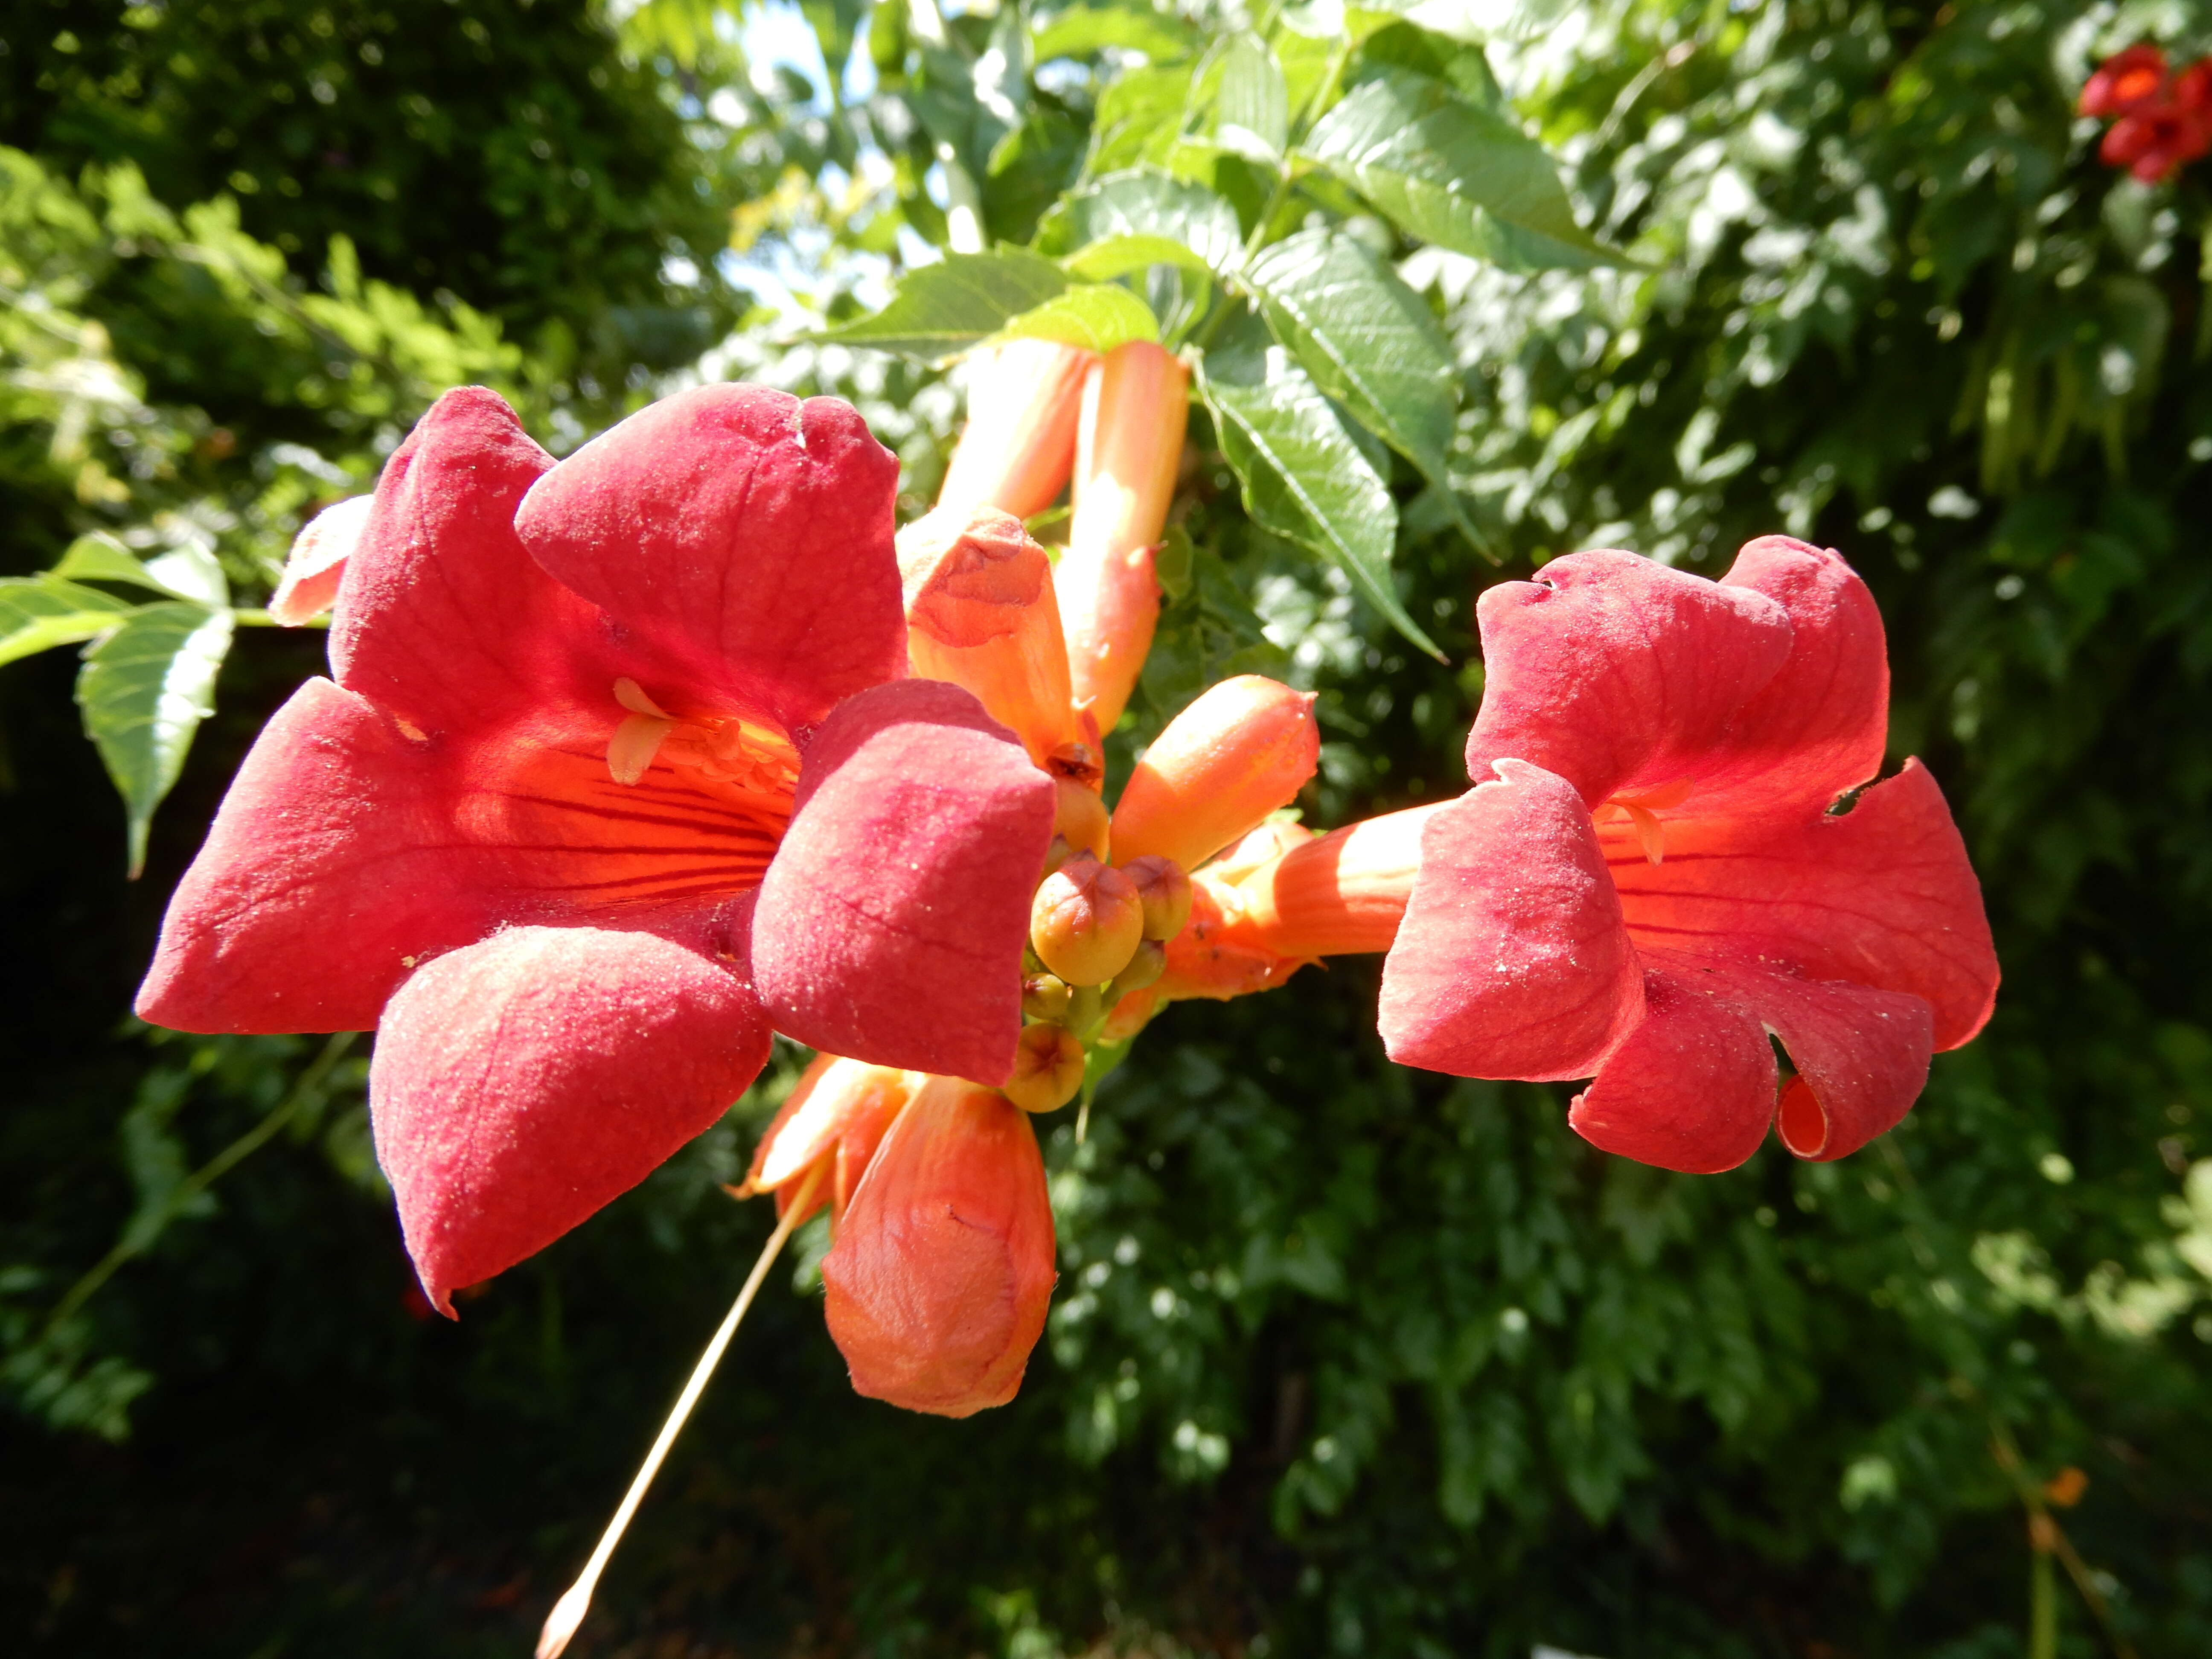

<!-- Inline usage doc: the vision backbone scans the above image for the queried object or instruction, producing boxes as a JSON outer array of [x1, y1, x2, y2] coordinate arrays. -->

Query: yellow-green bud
[[1002, 1023, 1086, 1113], [1106, 938, 1165, 999], [1022, 972, 1073, 1022], [1029, 855, 1144, 987], [1118, 854, 1193, 942]]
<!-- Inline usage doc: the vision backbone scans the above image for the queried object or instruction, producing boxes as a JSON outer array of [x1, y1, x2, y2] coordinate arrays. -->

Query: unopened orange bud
[[1107, 937, 1166, 998], [1057, 341, 1190, 733], [1110, 676, 1319, 872], [937, 338, 1094, 521], [1118, 854, 1192, 941], [1003, 1023, 1085, 1112], [1230, 803, 1441, 958], [270, 494, 373, 625], [821, 1077, 1055, 1417], [734, 1054, 914, 1224], [1054, 774, 1109, 862], [1030, 855, 1144, 986], [898, 505, 1091, 773]]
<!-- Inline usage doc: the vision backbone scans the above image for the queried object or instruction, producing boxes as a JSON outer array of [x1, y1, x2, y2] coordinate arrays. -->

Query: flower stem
[[536, 1163, 824, 1659]]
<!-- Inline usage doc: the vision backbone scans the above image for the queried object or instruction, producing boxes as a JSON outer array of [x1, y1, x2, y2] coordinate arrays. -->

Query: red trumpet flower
[[1378, 538, 1998, 1172], [2080, 45, 2212, 183], [136, 384, 1056, 1311]]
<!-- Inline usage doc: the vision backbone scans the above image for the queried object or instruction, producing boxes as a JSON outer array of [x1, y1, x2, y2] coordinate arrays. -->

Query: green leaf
[[1242, 228, 1475, 540], [1214, 33, 1288, 162], [75, 600, 234, 877], [1303, 69, 1624, 267], [0, 576, 131, 669], [1032, 2, 1194, 64], [1087, 62, 1196, 176], [1197, 318, 1441, 657], [1036, 169, 1245, 276], [995, 283, 1160, 353], [52, 532, 229, 606], [819, 248, 1071, 360]]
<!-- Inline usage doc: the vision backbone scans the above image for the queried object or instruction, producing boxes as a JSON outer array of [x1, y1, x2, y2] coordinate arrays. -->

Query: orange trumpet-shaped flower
[[897, 504, 1100, 783], [1057, 341, 1190, 733], [936, 339, 1095, 521], [1111, 675, 1319, 872], [1219, 804, 1440, 958], [735, 1053, 915, 1224], [821, 1075, 1056, 1418]]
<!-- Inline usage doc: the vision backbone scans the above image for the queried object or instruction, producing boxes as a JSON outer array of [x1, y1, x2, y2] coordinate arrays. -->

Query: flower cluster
[[2080, 44, 2212, 183], [152, 347, 1998, 1432]]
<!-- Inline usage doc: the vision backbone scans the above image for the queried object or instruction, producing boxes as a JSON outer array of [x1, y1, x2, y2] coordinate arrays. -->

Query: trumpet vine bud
[[1100, 984, 1162, 1044], [269, 494, 373, 626], [1106, 937, 1166, 998], [1118, 854, 1192, 942], [733, 1054, 914, 1224], [821, 1077, 1055, 1417], [897, 506, 1092, 774], [1030, 855, 1144, 986], [1054, 774, 1110, 862], [937, 338, 1094, 521], [1110, 675, 1319, 872], [1057, 341, 1190, 733], [1022, 972, 1073, 1022], [1002, 1022, 1085, 1112]]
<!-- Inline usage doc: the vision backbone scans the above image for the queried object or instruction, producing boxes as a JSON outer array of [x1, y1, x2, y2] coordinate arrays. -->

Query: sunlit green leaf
[[1036, 168, 1245, 276], [1033, 2, 1195, 64], [75, 600, 234, 877], [1303, 68, 1624, 267], [0, 575, 132, 669], [1214, 32, 1288, 161], [1086, 62, 1198, 175], [818, 248, 1071, 359], [52, 532, 230, 606], [1243, 227, 1479, 544], [995, 283, 1160, 353], [1197, 317, 1441, 657]]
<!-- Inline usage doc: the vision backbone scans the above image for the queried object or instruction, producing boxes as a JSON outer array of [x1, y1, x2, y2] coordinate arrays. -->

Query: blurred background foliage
[[4, 0, 2212, 1654]]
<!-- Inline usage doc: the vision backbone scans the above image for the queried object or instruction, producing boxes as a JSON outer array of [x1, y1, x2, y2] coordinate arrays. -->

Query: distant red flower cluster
[[2080, 44, 2212, 183]]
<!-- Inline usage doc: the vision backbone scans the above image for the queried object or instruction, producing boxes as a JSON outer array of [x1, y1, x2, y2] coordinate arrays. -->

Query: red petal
[[1604, 758, 1997, 1050], [514, 384, 905, 735], [136, 678, 499, 1033], [1757, 972, 1934, 1162], [750, 680, 1055, 1083], [1565, 961, 1778, 1173], [1709, 536, 1890, 815], [329, 387, 599, 737], [821, 1078, 1055, 1417], [371, 926, 770, 1313], [1379, 760, 1644, 1080], [1466, 549, 1793, 806]]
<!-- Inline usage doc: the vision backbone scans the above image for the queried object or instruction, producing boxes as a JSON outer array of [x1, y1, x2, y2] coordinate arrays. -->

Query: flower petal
[[750, 679, 1056, 1083], [136, 678, 501, 1033], [269, 494, 372, 626], [1564, 961, 1780, 1173], [821, 1077, 1055, 1418], [329, 387, 600, 737], [1380, 760, 1646, 1080], [1603, 758, 1997, 1050], [1465, 549, 1794, 805], [1757, 972, 1935, 1162], [371, 925, 771, 1314], [514, 384, 905, 735], [1709, 536, 1891, 815]]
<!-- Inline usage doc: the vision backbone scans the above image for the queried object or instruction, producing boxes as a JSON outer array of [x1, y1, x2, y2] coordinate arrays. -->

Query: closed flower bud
[[1057, 342, 1190, 733], [734, 1054, 915, 1224], [1002, 1022, 1085, 1112], [1106, 937, 1166, 998], [1022, 972, 1073, 1022], [270, 494, 373, 626], [1054, 774, 1110, 862], [1100, 984, 1162, 1044], [897, 505, 1088, 771], [1118, 854, 1192, 941], [937, 338, 1094, 521], [1110, 675, 1319, 872], [1030, 856, 1144, 986], [822, 1077, 1056, 1417]]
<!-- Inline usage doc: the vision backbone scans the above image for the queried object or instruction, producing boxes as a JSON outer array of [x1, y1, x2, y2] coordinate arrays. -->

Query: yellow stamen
[[606, 713, 675, 785]]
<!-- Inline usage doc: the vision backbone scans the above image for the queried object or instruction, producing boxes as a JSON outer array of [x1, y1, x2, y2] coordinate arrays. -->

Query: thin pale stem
[[44, 1031, 355, 1334], [536, 1164, 824, 1659]]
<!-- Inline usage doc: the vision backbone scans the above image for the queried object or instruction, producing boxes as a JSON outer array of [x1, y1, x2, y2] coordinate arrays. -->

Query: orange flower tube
[[1057, 341, 1190, 733], [897, 505, 1098, 781], [1109, 675, 1319, 872], [1229, 803, 1444, 958], [734, 1054, 914, 1224], [820, 1076, 1056, 1418], [937, 339, 1094, 521]]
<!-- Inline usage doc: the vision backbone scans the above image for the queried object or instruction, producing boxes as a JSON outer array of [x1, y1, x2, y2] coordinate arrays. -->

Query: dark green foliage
[[5, 0, 2212, 1655]]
